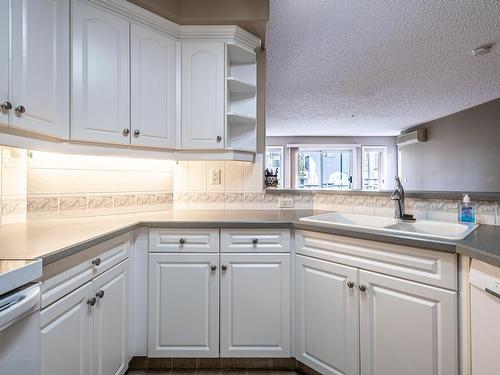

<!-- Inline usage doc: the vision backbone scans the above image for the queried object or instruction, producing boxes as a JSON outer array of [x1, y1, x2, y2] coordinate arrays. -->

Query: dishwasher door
[[470, 259, 500, 375], [0, 283, 41, 375]]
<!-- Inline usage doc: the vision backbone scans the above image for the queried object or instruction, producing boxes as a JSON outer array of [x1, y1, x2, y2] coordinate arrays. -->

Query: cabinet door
[[359, 270, 457, 375], [71, 0, 130, 145], [181, 42, 225, 149], [0, 0, 8, 125], [10, 0, 69, 138], [41, 282, 92, 375], [92, 260, 129, 375], [148, 253, 219, 357], [295, 255, 359, 375], [131, 23, 176, 148], [220, 253, 290, 357]]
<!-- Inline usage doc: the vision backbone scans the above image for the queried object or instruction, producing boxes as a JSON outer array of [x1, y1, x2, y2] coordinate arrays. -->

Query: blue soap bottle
[[458, 194, 476, 224]]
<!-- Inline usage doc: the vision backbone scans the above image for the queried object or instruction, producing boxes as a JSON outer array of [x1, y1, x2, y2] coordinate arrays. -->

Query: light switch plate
[[209, 169, 221, 185]]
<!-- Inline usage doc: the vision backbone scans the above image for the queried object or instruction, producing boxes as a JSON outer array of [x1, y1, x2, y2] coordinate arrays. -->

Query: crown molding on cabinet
[[180, 25, 262, 51], [88, 0, 180, 38], [89, 0, 262, 51]]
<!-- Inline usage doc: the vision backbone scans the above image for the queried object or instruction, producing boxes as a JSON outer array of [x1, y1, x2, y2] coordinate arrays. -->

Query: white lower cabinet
[[148, 253, 219, 357], [220, 253, 291, 357], [92, 259, 130, 375], [359, 269, 457, 375], [295, 253, 458, 375], [41, 259, 130, 375], [41, 282, 92, 375], [295, 255, 359, 375]]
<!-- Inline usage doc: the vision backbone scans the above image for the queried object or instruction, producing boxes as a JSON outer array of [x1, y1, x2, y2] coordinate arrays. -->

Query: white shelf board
[[227, 77, 256, 94], [227, 112, 257, 126]]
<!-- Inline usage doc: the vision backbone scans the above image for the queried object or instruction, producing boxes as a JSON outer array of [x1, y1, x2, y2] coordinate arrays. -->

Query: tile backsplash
[[0, 146, 175, 224], [1, 145, 498, 226]]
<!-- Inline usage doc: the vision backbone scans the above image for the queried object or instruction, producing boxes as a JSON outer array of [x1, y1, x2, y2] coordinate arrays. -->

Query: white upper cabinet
[[131, 23, 177, 149], [71, 0, 130, 145], [359, 269, 458, 375], [0, 0, 9, 125], [181, 42, 225, 149], [1, 0, 69, 138], [295, 255, 359, 375], [220, 253, 291, 357]]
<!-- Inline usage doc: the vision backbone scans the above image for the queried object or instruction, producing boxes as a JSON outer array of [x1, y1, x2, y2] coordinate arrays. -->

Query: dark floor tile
[[172, 358, 197, 369], [220, 370, 245, 375], [221, 358, 246, 370], [148, 358, 173, 370], [197, 358, 222, 369], [271, 358, 296, 370], [170, 370, 196, 375], [246, 358, 272, 370]]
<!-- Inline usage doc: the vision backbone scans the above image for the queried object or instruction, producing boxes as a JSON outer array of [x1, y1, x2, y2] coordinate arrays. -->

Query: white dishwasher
[[470, 259, 500, 375]]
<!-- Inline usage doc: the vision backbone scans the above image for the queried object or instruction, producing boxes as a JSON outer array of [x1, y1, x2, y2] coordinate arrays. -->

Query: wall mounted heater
[[396, 129, 426, 147]]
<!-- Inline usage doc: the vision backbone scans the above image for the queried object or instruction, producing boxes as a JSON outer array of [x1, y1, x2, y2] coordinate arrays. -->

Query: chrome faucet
[[391, 176, 410, 220]]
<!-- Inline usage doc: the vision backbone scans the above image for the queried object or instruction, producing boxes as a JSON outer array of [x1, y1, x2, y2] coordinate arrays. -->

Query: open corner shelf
[[227, 77, 256, 94]]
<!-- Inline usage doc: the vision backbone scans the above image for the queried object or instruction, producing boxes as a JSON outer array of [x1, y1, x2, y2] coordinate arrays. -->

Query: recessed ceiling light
[[472, 44, 494, 56]]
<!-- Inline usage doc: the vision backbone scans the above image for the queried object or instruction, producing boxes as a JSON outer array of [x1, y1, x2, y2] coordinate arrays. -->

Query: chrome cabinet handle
[[133, 129, 140, 137], [0, 101, 12, 110], [221, 265, 227, 271], [91, 258, 101, 266], [359, 284, 367, 292], [210, 265, 217, 272], [179, 238, 186, 244], [216, 135, 222, 142], [123, 128, 130, 136], [87, 297, 97, 306], [252, 238, 259, 245], [346, 281, 355, 288], [96, 290, 104, 299], [15, 105, 25, 114]]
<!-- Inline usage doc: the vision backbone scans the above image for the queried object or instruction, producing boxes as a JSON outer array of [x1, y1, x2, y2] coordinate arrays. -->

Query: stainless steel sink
[[299, 212, 478, 240]]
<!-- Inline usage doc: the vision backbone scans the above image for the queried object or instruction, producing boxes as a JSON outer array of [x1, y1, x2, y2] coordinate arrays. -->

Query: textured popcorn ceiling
[[266, 0, 500, 136]]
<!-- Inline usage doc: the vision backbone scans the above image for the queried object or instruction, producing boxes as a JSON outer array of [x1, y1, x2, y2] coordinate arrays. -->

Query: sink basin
[[299, 212, 478, 241]]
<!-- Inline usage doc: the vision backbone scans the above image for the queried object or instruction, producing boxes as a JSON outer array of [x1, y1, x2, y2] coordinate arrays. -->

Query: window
[[265, 146, 284, 188], [297, 149, 353, 190], [362, 146, 387, 190]]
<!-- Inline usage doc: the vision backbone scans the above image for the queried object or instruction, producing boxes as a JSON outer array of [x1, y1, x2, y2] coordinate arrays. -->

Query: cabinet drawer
[[221, 228, 291, 253], [295, 230, 457, 290], [41, 233, 131, 308], [149, 228, 219, 252]]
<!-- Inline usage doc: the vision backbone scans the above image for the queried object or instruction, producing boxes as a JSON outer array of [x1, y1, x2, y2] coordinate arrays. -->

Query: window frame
[[292, 145, 359, 190], [265, 146, 284, 188], [361, 146, 388, 191]]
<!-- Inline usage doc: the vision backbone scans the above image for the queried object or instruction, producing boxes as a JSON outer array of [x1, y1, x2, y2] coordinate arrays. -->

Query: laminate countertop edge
[[0, 210, 498, 269]]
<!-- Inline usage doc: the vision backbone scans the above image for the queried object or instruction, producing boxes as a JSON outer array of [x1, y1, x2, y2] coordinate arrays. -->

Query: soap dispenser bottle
[[458, 194, 476, 224]]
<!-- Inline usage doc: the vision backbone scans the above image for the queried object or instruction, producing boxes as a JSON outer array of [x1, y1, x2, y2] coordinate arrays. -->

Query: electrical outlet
[[209, 169, 221, 185], [279, 197, 294, 208]]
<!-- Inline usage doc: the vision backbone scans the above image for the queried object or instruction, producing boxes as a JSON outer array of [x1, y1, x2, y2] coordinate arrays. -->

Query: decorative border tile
[[225, 192, 244, 204], [88, 195, 113, 209], [137, 193, 157, 206], [60, 195, 87, 211], [27, 196, 58, 212], [1, 197, 27, 216], [113, 194, 136, 207]]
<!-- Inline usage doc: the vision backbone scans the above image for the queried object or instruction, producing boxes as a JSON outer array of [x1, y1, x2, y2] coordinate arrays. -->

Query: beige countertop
[[0, 209, 498, 268]]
